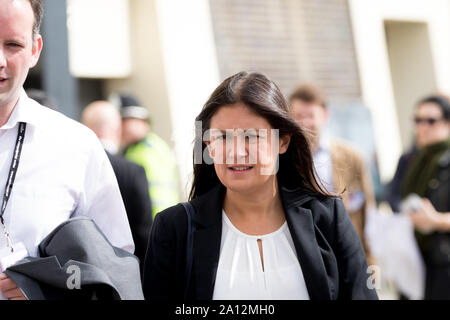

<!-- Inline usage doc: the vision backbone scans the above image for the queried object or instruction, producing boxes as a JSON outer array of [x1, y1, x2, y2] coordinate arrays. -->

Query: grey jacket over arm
[[5, 217, 144, 300]]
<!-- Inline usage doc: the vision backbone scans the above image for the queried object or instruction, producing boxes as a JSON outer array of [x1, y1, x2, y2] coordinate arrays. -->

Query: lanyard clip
[[2, 224, 14, 253]]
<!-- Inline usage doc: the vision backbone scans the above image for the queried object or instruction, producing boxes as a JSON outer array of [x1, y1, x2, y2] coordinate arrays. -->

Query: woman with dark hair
[[401, 94, 450, 299], [143, 72, 378, 300]]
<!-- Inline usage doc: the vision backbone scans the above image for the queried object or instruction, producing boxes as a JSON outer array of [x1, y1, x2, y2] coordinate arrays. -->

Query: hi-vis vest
[[125, 132, 180, 218]]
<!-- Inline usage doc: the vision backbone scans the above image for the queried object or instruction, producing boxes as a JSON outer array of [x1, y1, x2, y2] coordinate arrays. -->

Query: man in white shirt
[[0, 0, 134, 300]]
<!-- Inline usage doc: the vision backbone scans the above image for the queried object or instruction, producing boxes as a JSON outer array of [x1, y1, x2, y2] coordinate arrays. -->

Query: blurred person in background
[[26, 88, 57, 110], [111, 94, 180, 218], [386, 143, 418, 213], [0, 0, 134, 299], [82, 101, 153, 270], [289, 84, 376, 266], [400, 94, 450, 299]]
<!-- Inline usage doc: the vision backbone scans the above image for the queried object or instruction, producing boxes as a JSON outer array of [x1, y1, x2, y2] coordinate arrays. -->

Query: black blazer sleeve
[[331, 198, 378, 300], [143, 205, 186, 300]]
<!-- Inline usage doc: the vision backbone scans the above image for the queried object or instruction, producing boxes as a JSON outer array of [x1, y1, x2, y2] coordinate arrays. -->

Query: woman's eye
[[214, 135, 226, 141]]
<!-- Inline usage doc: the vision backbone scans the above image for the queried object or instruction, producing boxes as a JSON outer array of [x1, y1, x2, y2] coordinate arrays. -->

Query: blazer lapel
[[281, 187, 333, 300], [190, 185, 225, 300]]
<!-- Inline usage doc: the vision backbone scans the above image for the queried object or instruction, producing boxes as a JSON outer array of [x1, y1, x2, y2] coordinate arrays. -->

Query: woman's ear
[[279, 134, 291, 155], [205, 141, 214, 158]]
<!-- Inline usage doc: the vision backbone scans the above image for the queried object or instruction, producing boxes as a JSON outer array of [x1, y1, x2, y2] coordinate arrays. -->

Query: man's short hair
[[289, 84, 327, 109], [27, 0, 44, 38]]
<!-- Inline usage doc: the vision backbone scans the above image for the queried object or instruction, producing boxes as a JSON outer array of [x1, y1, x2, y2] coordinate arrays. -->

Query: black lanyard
[[1, 122, 26, 251]]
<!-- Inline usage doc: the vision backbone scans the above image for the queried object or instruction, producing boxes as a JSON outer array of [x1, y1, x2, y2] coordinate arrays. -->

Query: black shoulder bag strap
[[181, 202, 196, 300]]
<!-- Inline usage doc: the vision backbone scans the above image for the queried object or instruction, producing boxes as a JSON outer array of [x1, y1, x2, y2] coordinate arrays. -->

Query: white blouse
[[212, 211, 310, 300]]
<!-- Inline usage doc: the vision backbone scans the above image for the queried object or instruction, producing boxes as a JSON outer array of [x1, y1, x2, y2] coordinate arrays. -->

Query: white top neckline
[[212, 210, 311, 300], [222, 210, 288, 240]]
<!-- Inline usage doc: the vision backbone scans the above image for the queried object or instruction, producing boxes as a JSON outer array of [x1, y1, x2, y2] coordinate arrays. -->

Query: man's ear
[[30, 35, 43, 68], [279, 134, 291, 155]]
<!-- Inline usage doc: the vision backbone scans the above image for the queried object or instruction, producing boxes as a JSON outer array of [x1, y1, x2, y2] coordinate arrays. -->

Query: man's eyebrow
[[5, 37, 26, 44]]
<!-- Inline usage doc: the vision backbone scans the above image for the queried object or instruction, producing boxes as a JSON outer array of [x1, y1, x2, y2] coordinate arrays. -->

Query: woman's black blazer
[[143, 184, 379, 300]]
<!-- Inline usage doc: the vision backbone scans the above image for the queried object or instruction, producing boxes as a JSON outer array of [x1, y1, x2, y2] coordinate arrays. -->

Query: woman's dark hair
[[189, 71, 330, 200], [417, 94, 450, 120]]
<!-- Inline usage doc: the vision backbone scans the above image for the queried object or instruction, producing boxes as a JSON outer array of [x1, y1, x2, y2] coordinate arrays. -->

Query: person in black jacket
[[106, 152, 153, 270], [143, 72, 378, 300], [82, 101, 153, 271], [400, 95, 450, 299], [386, 145, 418, 213]]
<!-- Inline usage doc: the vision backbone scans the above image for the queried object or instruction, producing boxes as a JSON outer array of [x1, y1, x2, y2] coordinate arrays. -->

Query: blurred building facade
[[28, 0, 450, 200]]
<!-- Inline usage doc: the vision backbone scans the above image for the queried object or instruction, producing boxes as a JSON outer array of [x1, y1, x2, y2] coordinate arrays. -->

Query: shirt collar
[[315, 134, 331, 154], [1, 89, 41, 130], [101, 139, 119, 155]]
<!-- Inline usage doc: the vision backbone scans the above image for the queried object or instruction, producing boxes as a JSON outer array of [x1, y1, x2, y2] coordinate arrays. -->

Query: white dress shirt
[[212, 211, 310, 300], [0, 90, 134, 260], [313, 135, 335, 192]]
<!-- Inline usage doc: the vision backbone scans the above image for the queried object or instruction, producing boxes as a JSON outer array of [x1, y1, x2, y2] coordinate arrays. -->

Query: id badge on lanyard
[[0, 122, 28, 272]]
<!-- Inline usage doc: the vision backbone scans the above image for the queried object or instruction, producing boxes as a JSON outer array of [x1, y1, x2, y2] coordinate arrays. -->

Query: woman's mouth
[[228, 166, 253, 172]]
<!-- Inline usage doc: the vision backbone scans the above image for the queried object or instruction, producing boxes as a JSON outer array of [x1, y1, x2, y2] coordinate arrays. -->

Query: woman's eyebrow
[[210, 128, 264, 132], [209, 129, 227, 135]]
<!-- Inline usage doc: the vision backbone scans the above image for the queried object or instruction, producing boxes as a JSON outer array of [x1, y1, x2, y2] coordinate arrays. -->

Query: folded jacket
[[5, 217, 144, 300]]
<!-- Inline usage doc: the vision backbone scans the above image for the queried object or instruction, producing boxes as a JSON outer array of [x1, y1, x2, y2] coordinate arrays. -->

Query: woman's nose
[[226, 136, 248, 162]]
